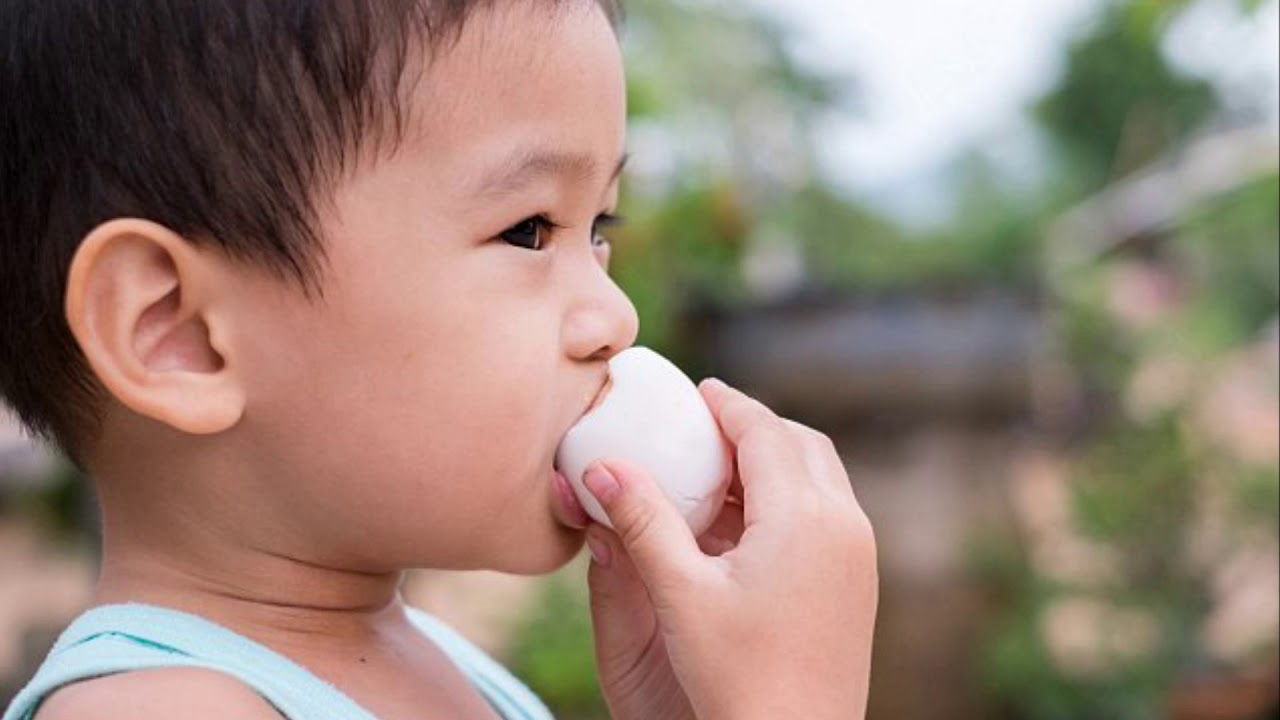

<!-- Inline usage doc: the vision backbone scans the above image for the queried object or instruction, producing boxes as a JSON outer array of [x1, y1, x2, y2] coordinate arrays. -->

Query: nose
[[562, 253, 639, 362]]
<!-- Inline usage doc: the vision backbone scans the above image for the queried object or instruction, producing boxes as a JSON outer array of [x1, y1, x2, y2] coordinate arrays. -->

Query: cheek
[[237, 245, 570, 557], [334, 293, 556, 479]]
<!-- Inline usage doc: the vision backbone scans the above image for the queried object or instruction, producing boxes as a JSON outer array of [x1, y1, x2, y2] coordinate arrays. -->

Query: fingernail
[[583, 462, 620, 504], [586, 532, 612, 567], [703, 377, 727, 392]]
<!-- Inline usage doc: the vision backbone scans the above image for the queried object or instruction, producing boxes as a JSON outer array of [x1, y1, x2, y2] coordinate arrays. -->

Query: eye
[[591, 213, 624, 248], [499, 215, 558, 251]]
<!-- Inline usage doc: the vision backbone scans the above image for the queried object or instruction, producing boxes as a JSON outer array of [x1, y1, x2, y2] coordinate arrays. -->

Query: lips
[[552, 468, 590, 528], [551, 375, 613, 529]]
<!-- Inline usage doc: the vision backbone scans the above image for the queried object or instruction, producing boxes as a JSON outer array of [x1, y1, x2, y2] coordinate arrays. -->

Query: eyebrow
[[473, 149, 629, 198]]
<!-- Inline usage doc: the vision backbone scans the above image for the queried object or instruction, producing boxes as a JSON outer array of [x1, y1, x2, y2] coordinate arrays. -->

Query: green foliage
[[983, 605, 1172, 720], [786, 183, 925, 288], [995, 172, 1280, 716], [1233, 464, 1280, 529], [975, 2, 1278, 717], [1035, 1, 1217, 190], [620, 1, 845, 122], [609, 179, 752, 359], [974, 542, 1168, 720], [1173, 175, 1280, 350], [11, 458, 93, 547], [976, 507, 1211, 720], [1072, 416, 1195, 567], [507, 572, 607, 719]]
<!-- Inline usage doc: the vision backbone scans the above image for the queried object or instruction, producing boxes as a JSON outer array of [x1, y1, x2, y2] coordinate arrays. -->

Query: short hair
[[0, 0, 620, 470]]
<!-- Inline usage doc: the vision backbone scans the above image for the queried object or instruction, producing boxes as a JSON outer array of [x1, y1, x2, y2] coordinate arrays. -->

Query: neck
[[92, 488, 408, 645]]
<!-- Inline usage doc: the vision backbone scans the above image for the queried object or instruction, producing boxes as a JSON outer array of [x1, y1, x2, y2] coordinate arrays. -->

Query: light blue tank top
[[2, 602, 555, 720]]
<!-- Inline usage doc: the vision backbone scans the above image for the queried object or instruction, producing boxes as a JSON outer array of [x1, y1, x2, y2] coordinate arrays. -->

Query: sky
[[749, 0, 1280, 226]]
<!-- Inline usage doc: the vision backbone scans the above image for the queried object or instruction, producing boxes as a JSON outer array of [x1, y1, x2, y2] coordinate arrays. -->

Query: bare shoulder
[[34, 666, 284, 720]]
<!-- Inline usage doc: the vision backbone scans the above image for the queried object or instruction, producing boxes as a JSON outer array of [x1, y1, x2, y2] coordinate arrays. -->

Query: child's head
[[0, 0, 636, 574]]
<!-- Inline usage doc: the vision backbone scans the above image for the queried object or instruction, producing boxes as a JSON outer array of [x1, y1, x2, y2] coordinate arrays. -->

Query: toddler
[[0, 1, 878, 718]]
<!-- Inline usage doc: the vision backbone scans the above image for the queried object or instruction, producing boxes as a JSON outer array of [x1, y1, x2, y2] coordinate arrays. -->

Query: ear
[[64, 218, 245, 435]]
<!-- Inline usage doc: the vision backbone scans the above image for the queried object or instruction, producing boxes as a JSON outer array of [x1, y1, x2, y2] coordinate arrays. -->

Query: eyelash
[[499, 213, 623, 252]]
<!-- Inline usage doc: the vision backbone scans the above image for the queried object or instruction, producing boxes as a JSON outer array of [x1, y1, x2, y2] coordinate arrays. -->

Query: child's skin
[[39, 2, 876, 719]]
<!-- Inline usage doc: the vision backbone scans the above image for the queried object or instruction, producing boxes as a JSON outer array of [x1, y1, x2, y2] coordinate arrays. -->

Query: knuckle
[[613, 500, 660, 549], [814, 430, 837, 457], [842, 507, 878, 561], [795, 489, 833, 525], [850, 507, 875, 545], [790, 420, 837, 456], [744, 415, 788, 444], [783, 417, 813, 433], [652, 559, 703, 601], [795, 491, 875, 547], [730, 393, 773, 421], [780, 418, 807, 439]]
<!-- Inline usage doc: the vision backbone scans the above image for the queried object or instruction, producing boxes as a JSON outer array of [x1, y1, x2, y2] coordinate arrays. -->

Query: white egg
[[555, 346, 733, 536]]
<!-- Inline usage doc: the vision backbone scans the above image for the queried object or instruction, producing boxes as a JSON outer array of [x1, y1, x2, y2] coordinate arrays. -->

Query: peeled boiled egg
[[555, 346, 733, 536]]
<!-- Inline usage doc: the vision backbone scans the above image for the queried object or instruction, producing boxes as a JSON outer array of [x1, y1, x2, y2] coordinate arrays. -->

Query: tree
[[1035, 0, 1218, 193]]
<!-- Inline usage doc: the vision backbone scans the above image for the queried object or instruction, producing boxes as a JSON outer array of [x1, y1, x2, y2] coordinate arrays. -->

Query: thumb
[[584, 459, 704, 596], [585, 528, 660, 678]]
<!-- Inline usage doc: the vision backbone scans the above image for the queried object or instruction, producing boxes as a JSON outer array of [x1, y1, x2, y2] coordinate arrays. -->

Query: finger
[[699, 379, 803, 518], [696, 500, 744, 557], [782, 419, 853, 495], [586, 529, 662, 679], [583, 458, 706, 603], [698, 378, 781, 446]]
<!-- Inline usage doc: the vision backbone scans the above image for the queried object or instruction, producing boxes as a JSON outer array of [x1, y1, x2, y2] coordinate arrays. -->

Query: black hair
[[0, 0, 619, 470]]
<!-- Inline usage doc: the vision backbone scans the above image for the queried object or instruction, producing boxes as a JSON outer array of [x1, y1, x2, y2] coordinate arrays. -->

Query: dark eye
[[500, 215, 556, 251], [592, 213, 624, 248]]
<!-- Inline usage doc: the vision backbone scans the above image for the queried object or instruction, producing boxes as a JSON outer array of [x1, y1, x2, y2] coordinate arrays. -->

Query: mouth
[[552, 467, 591, 529], [551, 374, 613, 530]]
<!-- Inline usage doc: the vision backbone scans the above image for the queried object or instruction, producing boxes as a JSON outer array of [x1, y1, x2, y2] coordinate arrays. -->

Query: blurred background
[[2, 0, 1277, 717]]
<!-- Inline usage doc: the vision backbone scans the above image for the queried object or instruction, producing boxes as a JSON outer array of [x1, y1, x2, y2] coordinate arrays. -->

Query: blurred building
[[688, 284, 1046, 720]]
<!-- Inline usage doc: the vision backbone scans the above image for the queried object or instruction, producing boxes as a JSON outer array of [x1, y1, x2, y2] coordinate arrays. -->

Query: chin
[[492, 527, 587, 576]]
